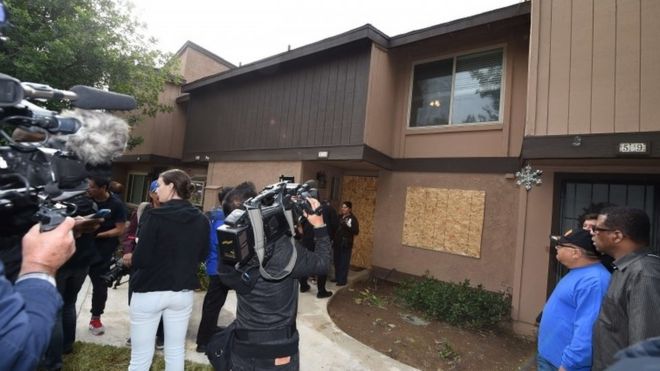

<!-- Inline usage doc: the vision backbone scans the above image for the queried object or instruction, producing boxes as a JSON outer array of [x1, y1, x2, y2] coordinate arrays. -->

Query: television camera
[[217, 180, 321, 281], [0, 72, 135, 235]]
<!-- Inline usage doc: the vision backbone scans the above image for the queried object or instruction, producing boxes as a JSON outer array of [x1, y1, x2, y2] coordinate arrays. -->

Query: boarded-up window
[[402, 186, 485, 258]]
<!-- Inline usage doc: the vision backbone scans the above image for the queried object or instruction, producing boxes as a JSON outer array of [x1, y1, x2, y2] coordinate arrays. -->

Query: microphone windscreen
[[70, 85, 137, 111], [61, 109, 129, 166]]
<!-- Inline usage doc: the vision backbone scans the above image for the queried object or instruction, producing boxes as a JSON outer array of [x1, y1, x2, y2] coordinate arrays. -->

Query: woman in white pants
[[128, 169, 210, 371]]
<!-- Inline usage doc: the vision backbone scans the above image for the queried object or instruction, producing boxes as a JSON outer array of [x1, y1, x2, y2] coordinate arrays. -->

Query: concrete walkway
[[75, 270, 418, 370]]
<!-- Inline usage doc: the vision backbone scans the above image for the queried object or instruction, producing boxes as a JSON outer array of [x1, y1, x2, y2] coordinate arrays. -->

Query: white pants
[[128, 290, 193, 371]]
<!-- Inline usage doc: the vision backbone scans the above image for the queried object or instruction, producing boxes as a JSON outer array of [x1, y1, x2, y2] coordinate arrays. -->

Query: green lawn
[[61, 342, 213, 371]]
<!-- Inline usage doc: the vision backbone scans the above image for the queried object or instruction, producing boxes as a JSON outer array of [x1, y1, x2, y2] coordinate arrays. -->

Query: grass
[[60, 342, 213, 371]]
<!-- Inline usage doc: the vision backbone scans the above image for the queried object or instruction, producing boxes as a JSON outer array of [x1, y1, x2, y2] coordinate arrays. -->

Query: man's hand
[[304, 197, 325, 227], [122, 253, 133, 268], [73, 216, 102, 238], [20, 217, 76, 277]]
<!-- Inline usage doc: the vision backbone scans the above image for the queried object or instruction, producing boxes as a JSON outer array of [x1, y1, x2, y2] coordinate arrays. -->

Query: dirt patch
[[327, 278, 536, 371]]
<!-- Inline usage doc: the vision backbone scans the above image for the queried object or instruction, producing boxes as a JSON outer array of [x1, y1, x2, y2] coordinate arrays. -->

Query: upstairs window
[[409, 48, 504, 128]]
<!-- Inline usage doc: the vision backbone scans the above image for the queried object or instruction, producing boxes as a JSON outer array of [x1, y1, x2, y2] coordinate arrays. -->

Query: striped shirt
[[592, 249, 660, 370]]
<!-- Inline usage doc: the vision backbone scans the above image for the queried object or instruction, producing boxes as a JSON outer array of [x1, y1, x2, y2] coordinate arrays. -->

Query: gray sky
[[130, 0, 520, 66]]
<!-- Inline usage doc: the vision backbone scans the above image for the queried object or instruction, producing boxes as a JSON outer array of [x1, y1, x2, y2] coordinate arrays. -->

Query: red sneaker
[[89, 318, 105, 336]]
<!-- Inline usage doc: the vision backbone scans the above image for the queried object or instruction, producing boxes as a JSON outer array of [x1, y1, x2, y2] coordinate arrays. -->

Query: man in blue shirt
[[537, 229, 611, 371]]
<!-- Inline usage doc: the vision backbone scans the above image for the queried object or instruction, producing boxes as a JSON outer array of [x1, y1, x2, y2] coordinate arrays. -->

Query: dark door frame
[[547, 172, 660, 296]]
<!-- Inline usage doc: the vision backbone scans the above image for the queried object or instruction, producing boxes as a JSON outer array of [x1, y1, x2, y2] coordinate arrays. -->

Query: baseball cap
[[149, 180, 158, 193], [551, 229, 598, 255]]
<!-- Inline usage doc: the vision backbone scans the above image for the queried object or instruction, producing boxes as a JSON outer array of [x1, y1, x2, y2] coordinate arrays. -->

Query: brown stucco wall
[[300, 162, 345, 205], [179, 47, 232, 84], [363, 44, 397, 157], [385, 19, 529, 159], [203, 161, 303, 211], [372, 171, 519, 294], [125, 82, 187, 159]]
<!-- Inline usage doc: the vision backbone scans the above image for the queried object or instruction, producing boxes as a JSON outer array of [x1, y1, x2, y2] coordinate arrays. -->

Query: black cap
[[553, 229, 598, 255]]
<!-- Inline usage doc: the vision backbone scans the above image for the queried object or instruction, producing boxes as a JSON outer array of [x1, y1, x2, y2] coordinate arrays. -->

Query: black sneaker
[[196, 344, 207, 353], [155, 337, 164, 350], [317, 291, 333, 299], [300, 284, 311, 293]]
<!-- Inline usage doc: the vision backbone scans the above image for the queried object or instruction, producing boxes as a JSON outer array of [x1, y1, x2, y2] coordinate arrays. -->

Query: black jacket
[[335, 213, 359, 249], [234, 226, 331, 341], [130, 199, 209, 292]]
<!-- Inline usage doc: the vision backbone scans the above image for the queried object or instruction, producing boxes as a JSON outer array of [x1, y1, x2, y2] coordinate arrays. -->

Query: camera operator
[[0, 218, 76, 370], [221, 182, 332, 370]]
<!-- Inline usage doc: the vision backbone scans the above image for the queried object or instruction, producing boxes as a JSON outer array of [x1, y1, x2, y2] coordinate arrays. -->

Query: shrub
[[394, 274, 511, 329], [197, 263, 210, 291]]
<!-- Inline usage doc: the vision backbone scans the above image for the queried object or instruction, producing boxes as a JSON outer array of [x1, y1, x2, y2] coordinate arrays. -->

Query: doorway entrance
[[341, 175, 377, 268], [550, 173, 660, 288]]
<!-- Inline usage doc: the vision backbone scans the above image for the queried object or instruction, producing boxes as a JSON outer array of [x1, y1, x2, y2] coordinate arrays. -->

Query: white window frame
[[406, 44, 507, 129], [126, 172, 149, 206]]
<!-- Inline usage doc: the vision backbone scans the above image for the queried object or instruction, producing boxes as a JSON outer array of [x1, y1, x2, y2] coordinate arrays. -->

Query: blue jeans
[[537, 354, 559, 371]]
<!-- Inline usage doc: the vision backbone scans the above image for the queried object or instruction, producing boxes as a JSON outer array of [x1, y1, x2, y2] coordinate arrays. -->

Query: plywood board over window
[[402, 186, 485, 258]]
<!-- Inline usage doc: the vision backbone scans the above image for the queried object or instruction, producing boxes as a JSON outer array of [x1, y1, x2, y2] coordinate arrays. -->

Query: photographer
[[220, 182, 332, 370], [0, 218, 76, 370]]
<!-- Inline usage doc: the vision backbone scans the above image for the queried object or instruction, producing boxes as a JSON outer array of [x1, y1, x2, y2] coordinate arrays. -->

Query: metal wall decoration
[[515, 164, 543, 191]]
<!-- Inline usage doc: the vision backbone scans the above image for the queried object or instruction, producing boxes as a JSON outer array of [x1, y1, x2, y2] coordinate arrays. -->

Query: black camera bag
[[206, 321, 237, 371]]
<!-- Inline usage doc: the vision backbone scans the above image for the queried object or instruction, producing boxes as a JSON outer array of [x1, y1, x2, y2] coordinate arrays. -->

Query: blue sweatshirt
[[205, 208, 225, 276], [538, 262, 611, 371]]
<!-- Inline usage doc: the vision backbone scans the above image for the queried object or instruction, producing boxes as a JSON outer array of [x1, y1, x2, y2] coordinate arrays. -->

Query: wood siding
[[183, 45, 371, 160], [526, 0, 660, 136]]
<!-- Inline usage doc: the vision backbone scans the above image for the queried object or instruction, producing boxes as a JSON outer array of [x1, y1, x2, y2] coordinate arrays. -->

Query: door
[[340, 175, 377, 268], [550, 174, 660, 287]]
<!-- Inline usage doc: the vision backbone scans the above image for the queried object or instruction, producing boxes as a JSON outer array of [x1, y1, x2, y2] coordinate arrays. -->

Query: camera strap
[[246, 207, 297, 280]]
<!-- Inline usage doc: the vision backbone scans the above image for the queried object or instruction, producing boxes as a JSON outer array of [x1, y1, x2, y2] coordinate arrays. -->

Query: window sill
[[405, 123, 503, 136]]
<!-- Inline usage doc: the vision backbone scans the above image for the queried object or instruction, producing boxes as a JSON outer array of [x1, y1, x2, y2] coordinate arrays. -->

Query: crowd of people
[[0, 168, 359, 370], [6, 167, 659, 371], [537, 206, 660, 371]]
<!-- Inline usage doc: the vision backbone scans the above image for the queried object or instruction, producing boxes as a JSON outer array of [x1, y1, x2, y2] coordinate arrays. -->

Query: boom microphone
[[70, 85, 137, 111], [60, 109, 129, 166]]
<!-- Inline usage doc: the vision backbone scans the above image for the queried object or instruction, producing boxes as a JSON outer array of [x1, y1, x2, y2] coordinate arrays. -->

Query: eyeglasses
[[591, 226, 614, 233]]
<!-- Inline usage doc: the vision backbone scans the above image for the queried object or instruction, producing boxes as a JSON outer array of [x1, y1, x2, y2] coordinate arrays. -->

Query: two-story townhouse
[[182, 3, 534, 331], [113, 41, 234, 208]]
